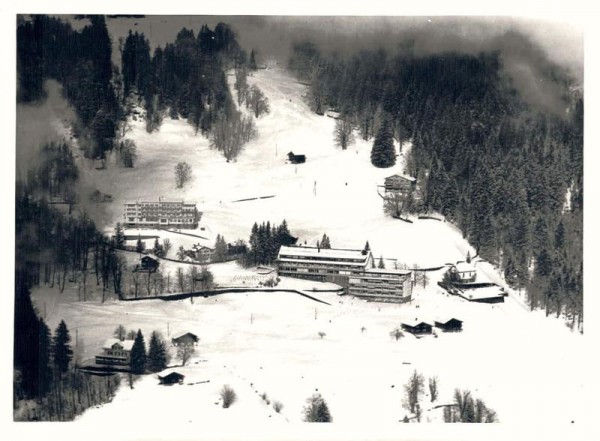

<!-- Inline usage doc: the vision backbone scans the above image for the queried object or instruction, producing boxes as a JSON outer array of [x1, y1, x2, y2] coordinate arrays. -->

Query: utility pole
[[167, 322, 170, 337], [314, 308, 317, 320]]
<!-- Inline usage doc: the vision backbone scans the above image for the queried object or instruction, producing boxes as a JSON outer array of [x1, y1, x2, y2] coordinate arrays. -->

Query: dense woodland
[[17, 15, 263, 162], [289, 41, 583, 325]]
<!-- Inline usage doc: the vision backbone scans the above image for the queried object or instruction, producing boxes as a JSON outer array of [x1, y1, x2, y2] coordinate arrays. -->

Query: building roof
[[364, 268, 411, 275], [461, 285, 505, 300], [434, 317, 463, 325], [386, 174, 417, 182], [278, 245, 369, 261], [172, 332, 199, 341], [102, 338, 135, 351], [454, 261, 476, 273], [401, 320, 433, 327]]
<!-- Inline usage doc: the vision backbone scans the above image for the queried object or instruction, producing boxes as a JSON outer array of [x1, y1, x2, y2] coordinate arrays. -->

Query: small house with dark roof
[[287, 152, 306, 164], [434, 318, 463, 332], [158, 372, 185, 385], [401, 320, 433, 335], [171, 332, 199, 347], [140, 255, 159, 272]]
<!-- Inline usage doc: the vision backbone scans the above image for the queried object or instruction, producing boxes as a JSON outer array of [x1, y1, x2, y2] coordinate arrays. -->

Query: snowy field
[[25, 64, 594, 439]]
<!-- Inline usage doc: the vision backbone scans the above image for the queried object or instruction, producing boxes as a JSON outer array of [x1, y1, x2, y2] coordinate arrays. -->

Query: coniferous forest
[[288, 41, 583, 324]]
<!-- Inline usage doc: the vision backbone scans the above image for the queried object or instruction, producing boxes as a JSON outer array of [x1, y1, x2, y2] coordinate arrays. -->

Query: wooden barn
[[287, 151, 306, 164], [401, 320, 433, 335], [384, 174, 416, 193], [158, 372, 185, 385], [140, 255, 159, 272], [171, 332, 199, 347], [434, 318, 463, 332]]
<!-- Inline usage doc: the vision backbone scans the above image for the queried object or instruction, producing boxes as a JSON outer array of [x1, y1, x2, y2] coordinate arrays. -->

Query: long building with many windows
[[123, 198, 200, 228], [276, 245, 412, 302]]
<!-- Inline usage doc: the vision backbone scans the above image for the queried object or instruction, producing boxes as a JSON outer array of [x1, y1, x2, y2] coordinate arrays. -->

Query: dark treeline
[[17, 15, 119, 159], [16, 182, 126, 300], [17, 15, 260, 163], [247, 220, 296, 266], [14, 275, 120, 420], [289, 42, 583, 325]]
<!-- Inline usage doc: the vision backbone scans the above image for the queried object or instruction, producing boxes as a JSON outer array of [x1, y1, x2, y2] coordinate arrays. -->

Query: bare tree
[[131, 266, 141, 299], [334, 118, 355, 150], [177, 344, 195, 366], [428, 377, 438, 402], [383, 190, 414, 219], [162, 238, 172, 257], [174, 162, 192, 188], [176, 267, 186, 293], [246, 85, 270, 118], [114, 325, 127, 340], [403, 370, 425, 415], [390, 328, 404, 341]]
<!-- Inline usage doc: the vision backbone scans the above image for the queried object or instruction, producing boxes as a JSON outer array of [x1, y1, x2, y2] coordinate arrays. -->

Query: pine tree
[[370, 118, 396, 168], [364, 241, 370, 252], [378, 256, 385, 269], [320, 234, 331, 249], [136, 235, 145, 253], [214, 234, 228, 262], [303, 393, 332, 422], [53, 320, 73, 374], [147, 331, 168, 373], [249, 49, 257, 70], [130, 329, 147, 374], [114, 223, 125, 249]]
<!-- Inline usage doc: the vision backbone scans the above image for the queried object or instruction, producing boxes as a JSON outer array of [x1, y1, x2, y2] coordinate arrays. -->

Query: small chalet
[[140, 255, 159, 272], [172, 332, 199, 347], [401, 320, 433, 335], [384, 174, 416, 193], [158, 372, 185, 385], [95, 338, 135, 366], [434, 318, 463, 332], [287, 151, 306, 164], [450, 261, 477, 283], [192, 244, 214, 262]]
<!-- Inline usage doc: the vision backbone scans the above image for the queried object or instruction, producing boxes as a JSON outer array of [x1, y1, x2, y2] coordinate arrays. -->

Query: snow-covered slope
[[87, 66, 469, 267], [31, 66, 592, 435]]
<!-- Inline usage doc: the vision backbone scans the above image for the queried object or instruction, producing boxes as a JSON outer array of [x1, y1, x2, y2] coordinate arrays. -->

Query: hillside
[[23, 62, 589, 430], [89, 65, 471, 267]]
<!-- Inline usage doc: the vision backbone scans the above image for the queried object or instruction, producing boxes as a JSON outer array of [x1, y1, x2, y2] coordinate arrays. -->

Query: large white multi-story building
[[123, 198, 200, 229], [276, 245, 412, 303]]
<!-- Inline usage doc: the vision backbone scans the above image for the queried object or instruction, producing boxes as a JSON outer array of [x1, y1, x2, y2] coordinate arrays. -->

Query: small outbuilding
[[140, 255, 159, 272], [434, 318, 463, 332], [158, 372, 185, 385], [171, 332, 199, 347], [401, 320, 433, 335], [287, 151, 306, 164]]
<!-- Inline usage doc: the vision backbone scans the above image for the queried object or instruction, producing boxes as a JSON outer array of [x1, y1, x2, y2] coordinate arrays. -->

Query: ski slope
[[27, 65, 593, 438]]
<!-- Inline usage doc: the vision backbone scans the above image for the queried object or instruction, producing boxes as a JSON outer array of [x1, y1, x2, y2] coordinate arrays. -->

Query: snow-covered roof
[[454, 261, 476, 273], [385, 174, 416, 182], [364, 268, 411, 275], [172, 332, 198, 340], [461, 285, 505, 300], [102, 338, 135, 351], [278, 246, 368, 261]]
